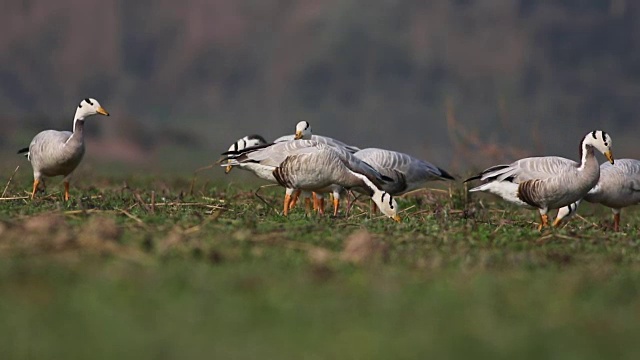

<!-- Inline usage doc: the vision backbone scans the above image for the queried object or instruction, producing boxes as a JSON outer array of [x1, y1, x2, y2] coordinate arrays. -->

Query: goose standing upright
[[464, 130, 614, 230], [18, 98, 110, 201], [555, 159, 640, 232], [222, 140, 400, 221]]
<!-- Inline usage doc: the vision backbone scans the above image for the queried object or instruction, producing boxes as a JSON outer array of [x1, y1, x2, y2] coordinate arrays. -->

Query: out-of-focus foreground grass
[[0, 171, 639, 360]]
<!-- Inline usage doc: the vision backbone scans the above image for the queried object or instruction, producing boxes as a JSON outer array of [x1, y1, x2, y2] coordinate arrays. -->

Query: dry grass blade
[[118, 209, 145, 225], [1, 166, 19, 198], [0, 196, 30, 201], [254, 184, 279, 214], [134, 193, 152, 213]]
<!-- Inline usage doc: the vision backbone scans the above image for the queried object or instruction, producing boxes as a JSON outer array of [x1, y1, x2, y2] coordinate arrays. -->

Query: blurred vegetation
[[1, 175, 640, 358], [1, 0, 639, 172]]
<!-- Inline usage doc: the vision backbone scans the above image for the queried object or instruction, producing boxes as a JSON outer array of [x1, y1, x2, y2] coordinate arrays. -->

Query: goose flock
[[16, 98, 640, 232]]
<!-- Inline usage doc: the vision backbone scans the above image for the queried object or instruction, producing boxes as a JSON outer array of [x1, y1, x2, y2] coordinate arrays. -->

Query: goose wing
[[356, 148, 453, 181], [311, 135, 360, 153], [224, 140, 324, 167], [466, 156, 577, 183], [274, 134, 359, 153]]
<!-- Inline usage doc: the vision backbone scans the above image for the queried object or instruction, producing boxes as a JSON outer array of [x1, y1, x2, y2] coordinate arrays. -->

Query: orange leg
[[537, 213, 549, 231], [304, 197, 313, 214], [333, 197, 340, 217], [613, 213, 621, 232], [317, 197, 325, 215], [289, 189, 301, 210], [312, 192, 318, 211], [64, 181, 70, 201], [31, 179, 40, 199], [283, 194, 292, 216]]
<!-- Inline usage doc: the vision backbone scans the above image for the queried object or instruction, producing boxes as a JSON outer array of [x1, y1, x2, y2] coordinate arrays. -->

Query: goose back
[[29, 128, 85, 178], [585, 159, 640, 208], [516, 148, 600, 209]]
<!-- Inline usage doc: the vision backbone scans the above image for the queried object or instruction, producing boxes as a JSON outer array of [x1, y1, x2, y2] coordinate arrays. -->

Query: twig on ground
[[134, 193, 152, 213], [1, 166, 19, 198], [254, 184, 279, 214], [118, 209, 145, 224], [0, 196, 30, 201]]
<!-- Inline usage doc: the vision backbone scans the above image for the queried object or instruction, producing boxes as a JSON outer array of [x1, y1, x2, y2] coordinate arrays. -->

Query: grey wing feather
[[476, 156, 577, 183], [311, 135, 360, 153], [354, 148, 453, 193]]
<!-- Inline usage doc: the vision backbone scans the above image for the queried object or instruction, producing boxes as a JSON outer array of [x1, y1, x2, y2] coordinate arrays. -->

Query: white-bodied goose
[[18, 98, 109, 201], [222, 140, 400, 221], [274, 121, 360, 154], [354, 148, 455, 196], [555, 159, 640, 232], [464, 130, 614, 230]]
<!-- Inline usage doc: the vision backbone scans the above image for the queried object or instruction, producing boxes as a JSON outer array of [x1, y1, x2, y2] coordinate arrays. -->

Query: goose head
[[294, 121, 312, 140], [371, 190, 401, 222], [583, 130, 614, 164], [224, 134, 267, 173], [74, 98, 109, 120]]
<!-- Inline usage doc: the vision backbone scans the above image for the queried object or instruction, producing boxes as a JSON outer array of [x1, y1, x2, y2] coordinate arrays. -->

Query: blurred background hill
[[1, 0, 638, 176]]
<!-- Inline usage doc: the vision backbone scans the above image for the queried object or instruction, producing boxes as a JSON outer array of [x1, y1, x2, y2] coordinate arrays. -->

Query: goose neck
[[73, 118, 85, 135], [577, 141, 596, 172], [350, 170, 377, 196]]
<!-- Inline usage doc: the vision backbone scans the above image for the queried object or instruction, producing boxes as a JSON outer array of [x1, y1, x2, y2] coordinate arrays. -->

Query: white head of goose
[[222, 134, 268, 173], [294, 120, 312, 140], [18, 98, 109, 201], [464, 130, 614, 230]]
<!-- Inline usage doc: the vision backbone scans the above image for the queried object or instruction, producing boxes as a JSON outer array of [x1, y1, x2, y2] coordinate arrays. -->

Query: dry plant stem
[[134, 193, 151, 213], [1, 166, 19, 198], [254, 184, 279, 214], [0, 196, 29, 201]]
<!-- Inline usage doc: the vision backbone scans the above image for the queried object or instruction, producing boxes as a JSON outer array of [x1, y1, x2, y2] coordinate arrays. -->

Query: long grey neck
[[66, 117, 85, 145], [578, 142, 598, 174]]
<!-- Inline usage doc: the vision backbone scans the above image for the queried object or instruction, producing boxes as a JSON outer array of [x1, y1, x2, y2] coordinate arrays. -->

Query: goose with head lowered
[[221, 140, 400, 221], [464, 130, 614, 230], [221, 134, 268, 174], [18, 98, 110, 201], [354, 148, 455, 196]]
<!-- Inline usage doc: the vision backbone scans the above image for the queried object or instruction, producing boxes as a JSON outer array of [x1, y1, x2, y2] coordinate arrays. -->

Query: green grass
[[1, 171, 640, 359]]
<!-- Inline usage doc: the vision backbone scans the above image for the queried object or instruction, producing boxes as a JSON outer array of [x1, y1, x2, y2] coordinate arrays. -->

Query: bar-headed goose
[[556, 159, 640, 232], [18, 98, 110, 201], [222, 140, 400, 221], [354, 148, 455, 196], [464, 130, 614, 230]]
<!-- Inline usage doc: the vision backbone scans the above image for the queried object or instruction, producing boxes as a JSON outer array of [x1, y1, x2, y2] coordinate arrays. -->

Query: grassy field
[[1, 169, 640, 359]]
